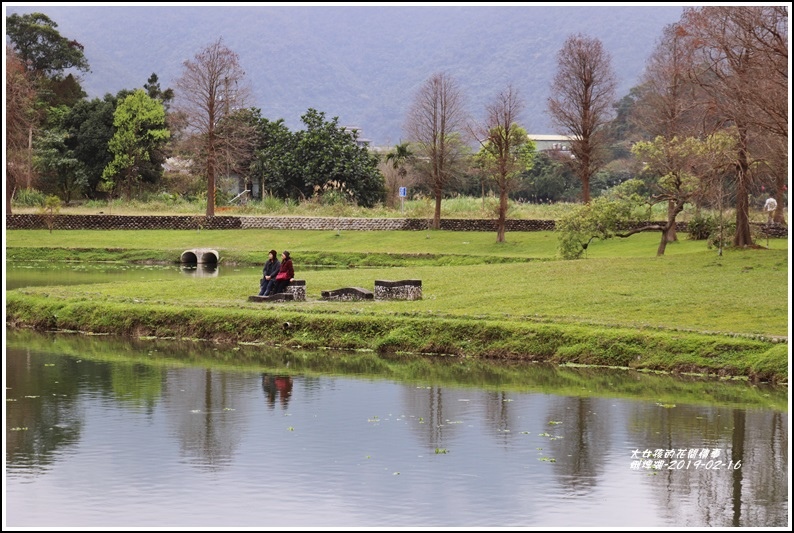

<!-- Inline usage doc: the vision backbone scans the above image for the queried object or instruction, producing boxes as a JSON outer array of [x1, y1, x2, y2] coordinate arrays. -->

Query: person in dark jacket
[[272, 250, 295, 294], [258, 249, 281, 296]]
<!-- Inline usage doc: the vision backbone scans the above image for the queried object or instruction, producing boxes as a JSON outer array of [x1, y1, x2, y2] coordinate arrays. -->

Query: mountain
[[4, 4, 685, 147]]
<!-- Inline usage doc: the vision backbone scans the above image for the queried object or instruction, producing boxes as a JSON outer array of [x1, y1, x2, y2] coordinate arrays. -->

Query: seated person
[[271, 250, 295, 294], [258, 249, 280, 296]]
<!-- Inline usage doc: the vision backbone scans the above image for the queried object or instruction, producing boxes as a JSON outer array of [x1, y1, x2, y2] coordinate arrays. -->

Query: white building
[[527, 134, 575, 153]]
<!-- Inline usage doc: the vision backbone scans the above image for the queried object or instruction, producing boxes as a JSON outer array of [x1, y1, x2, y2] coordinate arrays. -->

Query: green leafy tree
[[33, 125, 88, 205], [6, 12, 89, 76], [38, 195, 62, 233], [6, 12, 89, 109], [250, 115, 296, 199], [293, 109, 384, 207], [143, 73, 174, 111], [62, 94, 117, 197], [517, 152, 580, 203], [102, 89, 170, 201], [556, 179, 647, 260], [632, 132, 736, 255]]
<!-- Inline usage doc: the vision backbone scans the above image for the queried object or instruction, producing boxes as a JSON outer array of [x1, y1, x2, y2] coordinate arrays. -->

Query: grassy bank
[[5, 228, 789, 382]]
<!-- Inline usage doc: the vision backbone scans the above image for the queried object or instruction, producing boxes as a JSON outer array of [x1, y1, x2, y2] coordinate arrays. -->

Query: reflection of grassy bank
[[7, 329, 787, 411]]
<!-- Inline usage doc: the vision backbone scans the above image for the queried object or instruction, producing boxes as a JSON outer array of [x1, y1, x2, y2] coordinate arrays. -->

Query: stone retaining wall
[[5, 214, 788, 237]]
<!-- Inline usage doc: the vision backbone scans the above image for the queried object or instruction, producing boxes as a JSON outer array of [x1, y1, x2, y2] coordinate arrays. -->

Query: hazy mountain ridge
[[5, 4, 685, 146]]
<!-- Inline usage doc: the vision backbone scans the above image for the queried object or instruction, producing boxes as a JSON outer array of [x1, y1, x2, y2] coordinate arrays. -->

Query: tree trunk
[[581, 171, 591, 204], [496, 188, 508, 243], [207, 129, 216, 217], [432, 189, 442, 230], [773, 176, 786, 224], [732, 127, 753, 246], [657, 227, 671, 256], [665, 200, 678, 242]]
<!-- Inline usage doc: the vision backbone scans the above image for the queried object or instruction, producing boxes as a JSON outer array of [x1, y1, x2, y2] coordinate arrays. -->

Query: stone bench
[[248, 293, 294, 302], [374, 279, 422, 300], [321, 287, 374, 301], [248, 279, 306, 302]]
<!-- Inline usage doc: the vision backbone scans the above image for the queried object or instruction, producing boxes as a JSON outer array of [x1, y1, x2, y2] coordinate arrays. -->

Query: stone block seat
[[374, 279, 422, 300], [248, 279, 306, 302], [320, 287, 374, 301]]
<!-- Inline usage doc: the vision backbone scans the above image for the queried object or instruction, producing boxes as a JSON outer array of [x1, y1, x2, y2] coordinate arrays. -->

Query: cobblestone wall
[[5, 214, 788, 237]]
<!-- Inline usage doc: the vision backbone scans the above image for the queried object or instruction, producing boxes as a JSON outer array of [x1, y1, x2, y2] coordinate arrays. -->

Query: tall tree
[[293, 109, 384, 207], [143, 72, 175, 111], [102, 89, 170, 201], [6, 45, 38, 210], [6, 12, 89, 77], [62, 94, 117, 197], [6, 12, 89, 109], [404, 72, 468, 229], [632, 22, 705, 243], [547, 33, 617, 204], [678, 6, 788, 245], [250, 115, 295, 199], [472, 85, 535, 243], [174, 38, 249, 216]]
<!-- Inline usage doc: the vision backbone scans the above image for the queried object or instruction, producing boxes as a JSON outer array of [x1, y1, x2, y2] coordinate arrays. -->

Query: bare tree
[[404, 72, 468, 229], [678, 6, 787, 245], [632, 23, 706, 243], [174, 38, 249, 216], [472, 85, 534, 243], [5, 46, 38, 213], [547, 33, 617, 204]]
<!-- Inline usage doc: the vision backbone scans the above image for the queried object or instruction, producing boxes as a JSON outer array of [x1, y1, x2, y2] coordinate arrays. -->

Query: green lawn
[[6, 229, 789, 338]]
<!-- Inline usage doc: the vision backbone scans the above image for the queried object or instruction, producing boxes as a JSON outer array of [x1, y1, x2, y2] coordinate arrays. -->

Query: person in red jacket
[[272, 250, 294, 294]]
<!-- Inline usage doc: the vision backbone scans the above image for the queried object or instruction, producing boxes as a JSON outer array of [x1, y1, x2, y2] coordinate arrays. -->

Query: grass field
[[5, 225, 790, 381]]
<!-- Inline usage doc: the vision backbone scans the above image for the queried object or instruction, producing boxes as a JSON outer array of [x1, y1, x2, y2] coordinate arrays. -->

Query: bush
[[707, 220, 736, 250], [12, 188, 47, 207], [687, 213, 717, 240]]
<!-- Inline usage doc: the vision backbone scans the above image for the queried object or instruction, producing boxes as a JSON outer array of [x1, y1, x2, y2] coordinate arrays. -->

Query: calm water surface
[[4, 329, 789, 528], [4, 263, 790, 527]]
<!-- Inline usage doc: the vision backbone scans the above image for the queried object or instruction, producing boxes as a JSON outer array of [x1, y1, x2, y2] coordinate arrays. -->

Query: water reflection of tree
[[5, 349, 84, 469], [401, 385, 471, 450], [630, 404, 788, 526], [483, 391, 512, 447], [163, 367, 253, 471], [544, 396, 613, 493]]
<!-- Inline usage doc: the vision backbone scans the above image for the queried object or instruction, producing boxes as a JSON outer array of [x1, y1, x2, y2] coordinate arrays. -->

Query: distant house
[[527, 134, 575, 153], [341, 126, 371, 148]]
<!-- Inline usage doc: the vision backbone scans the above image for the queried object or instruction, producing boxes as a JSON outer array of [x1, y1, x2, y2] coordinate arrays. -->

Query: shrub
[[12, 188, 47, 207], [687, 213, 717, 240]]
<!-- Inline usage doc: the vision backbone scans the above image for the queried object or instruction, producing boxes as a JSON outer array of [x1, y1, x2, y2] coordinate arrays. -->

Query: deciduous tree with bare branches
[[5, 46, 38, 213], [678, 6, 788, 245], [472, 85, 535, 243], [632, 22, 707, 243], [404, 72, 468, 229], [547, 33, 617, 204], [174, 37, 250, 216]]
